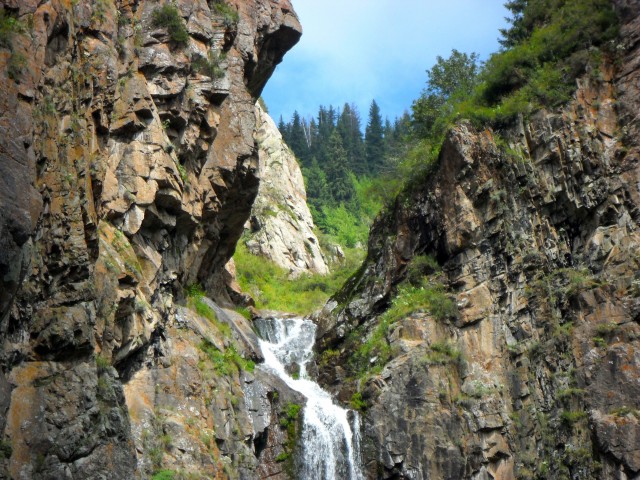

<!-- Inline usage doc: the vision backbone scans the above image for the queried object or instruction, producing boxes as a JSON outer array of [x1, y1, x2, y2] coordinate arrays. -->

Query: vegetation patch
[[185, 283, 232, 337], [0, 8, 24, 48], [192, 51, 226, 79], [233, 242, 362, 314], [560, 409, 588, 427], [211, 1, 239, 28], [349, 392, 367, 411], [422, 341, 463, 366], [199, 340, 255, 376], [276, 403, 302, 470], [151, 4, 189, 45]]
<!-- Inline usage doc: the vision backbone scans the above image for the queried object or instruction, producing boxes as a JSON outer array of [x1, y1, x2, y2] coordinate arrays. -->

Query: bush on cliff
[[151, 4, 189, 45]]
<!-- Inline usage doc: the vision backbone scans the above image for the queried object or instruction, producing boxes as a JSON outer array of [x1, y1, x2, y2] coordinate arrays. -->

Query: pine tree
[[288, 111, 309, 166], [325, 131, 355, 204], [365, 100, 385, 174], [337, 103, 366, 175]]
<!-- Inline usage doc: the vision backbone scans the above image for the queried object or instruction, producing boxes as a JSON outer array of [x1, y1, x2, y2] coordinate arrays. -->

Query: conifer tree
[[337, 103, 366, 175], [325, 131, 355, 204], [365, 100, 385, 174]]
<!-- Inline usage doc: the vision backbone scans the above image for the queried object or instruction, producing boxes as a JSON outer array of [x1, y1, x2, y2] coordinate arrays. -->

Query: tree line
[[278, 101, 409, 220]]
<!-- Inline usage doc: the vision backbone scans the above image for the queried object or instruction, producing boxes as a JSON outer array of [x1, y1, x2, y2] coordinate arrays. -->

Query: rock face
[[0, 0, 300, 478], [317, 4, 640, 480], [244, 104, 328, 276]]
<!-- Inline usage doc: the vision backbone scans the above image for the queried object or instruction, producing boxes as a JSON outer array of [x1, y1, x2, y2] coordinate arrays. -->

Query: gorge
[[1, 0, 639, 479]]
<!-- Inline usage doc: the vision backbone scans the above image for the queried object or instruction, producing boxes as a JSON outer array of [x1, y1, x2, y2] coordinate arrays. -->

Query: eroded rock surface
[[244, 103, 328, 276], [0, 0, 300, 478], [317, 4, 640, 479]]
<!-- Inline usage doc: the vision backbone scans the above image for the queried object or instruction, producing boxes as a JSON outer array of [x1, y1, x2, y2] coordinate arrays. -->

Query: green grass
[[560, 409, 588, 426], [199, 340, 255, 376], [151, 4, 189, 45], [422, 341, 463, 366], [185, 284, 232, 337], [151, 470, 176, 480], [348, 278, 457, 378], [233, 242, 363, 314], [382, 282, 457, 324]]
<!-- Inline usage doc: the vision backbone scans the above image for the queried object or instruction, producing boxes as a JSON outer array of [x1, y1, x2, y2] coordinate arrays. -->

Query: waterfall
[[255, 317, 364, 480]]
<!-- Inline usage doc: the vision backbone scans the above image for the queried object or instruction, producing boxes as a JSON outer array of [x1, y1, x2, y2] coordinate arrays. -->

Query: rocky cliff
[[0, 0, 301, 478], [317, 2, 640, 479], [244, 103, 328, 277]]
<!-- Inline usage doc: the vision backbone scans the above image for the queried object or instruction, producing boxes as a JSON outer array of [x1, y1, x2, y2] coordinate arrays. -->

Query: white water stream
[[255, 317, 364, 480]]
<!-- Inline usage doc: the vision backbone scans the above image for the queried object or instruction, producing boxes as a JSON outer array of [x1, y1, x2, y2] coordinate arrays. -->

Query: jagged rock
[[244, 103, 329, 276], [0, 0, 300, 477], [317, 4, 640, 479]]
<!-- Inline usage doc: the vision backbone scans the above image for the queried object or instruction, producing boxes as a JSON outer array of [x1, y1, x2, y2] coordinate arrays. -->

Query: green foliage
[[406, 254, 440, 286], [233, 242, 362, 314], [326, 131, 356, 204], [7, 51, 26, 80], [185, 284, 233, 337], [0, 8, 24, 48], [318, 204, 368, 248], [594, 322, 618, 337], [422, 341, 463, 366], [211, 1, 239, 28], [199, 340, 255, 376], [349, 277, 458, 378], [151, 470, 176, 480], [349, 392, 367, 411], [0, 440, 12, 460], [556, 387, 586, 400], [365, 100, 386, 173], [383, 282, 457, 324], [280, 402, 301, 426], [275, 451, 290, 463], [560, 409, 588, 427], [151, 4, 189, 45], [412, 49, 480, 139], [276, 402, 301, 466], [192, 51, 226, 79], [95, 354, 111, 370], [610, 406, 640, 418], [410, 0, 619, 142]]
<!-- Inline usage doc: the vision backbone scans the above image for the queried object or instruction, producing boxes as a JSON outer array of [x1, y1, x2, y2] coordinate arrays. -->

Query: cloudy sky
[[262, 0, 510, 125]]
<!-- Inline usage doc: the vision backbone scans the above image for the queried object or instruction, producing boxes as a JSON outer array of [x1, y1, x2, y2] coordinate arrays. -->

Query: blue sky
[[262, 0, 510, 125]]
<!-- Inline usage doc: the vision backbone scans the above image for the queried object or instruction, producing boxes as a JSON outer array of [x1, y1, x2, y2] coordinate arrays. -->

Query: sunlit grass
[[233, 242, 364, 314]]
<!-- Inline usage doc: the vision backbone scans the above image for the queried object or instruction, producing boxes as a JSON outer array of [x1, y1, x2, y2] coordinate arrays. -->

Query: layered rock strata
[[317, 3, 640, 479], [0, 0, 300, 478]]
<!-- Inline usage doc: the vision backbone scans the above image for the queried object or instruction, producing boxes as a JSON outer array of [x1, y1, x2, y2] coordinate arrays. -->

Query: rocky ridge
[[243, 103, 328, 277], [317, 2, 640, 479], [0, 0, 301, 478]]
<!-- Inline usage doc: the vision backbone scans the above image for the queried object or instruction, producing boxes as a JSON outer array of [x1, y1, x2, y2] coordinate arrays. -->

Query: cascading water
[[255, 317, 364, 480]]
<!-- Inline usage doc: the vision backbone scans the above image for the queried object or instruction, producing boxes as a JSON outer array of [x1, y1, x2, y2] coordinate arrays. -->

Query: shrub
[[423, 341, 463, 366], [349, 392, 367, 411], [211, 1, 239, 29], [406, 254, 440, 286], [199, 340, 255, 376], [151, 4, 189, 45], [192, 51, 226, 79], [151, 470, 176, 480], [0, 9, 24, 49], [560, 409, 587, 426]]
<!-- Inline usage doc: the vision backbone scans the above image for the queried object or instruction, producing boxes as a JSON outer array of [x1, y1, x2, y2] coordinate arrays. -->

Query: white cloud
[[263, 0, 509, 123]]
